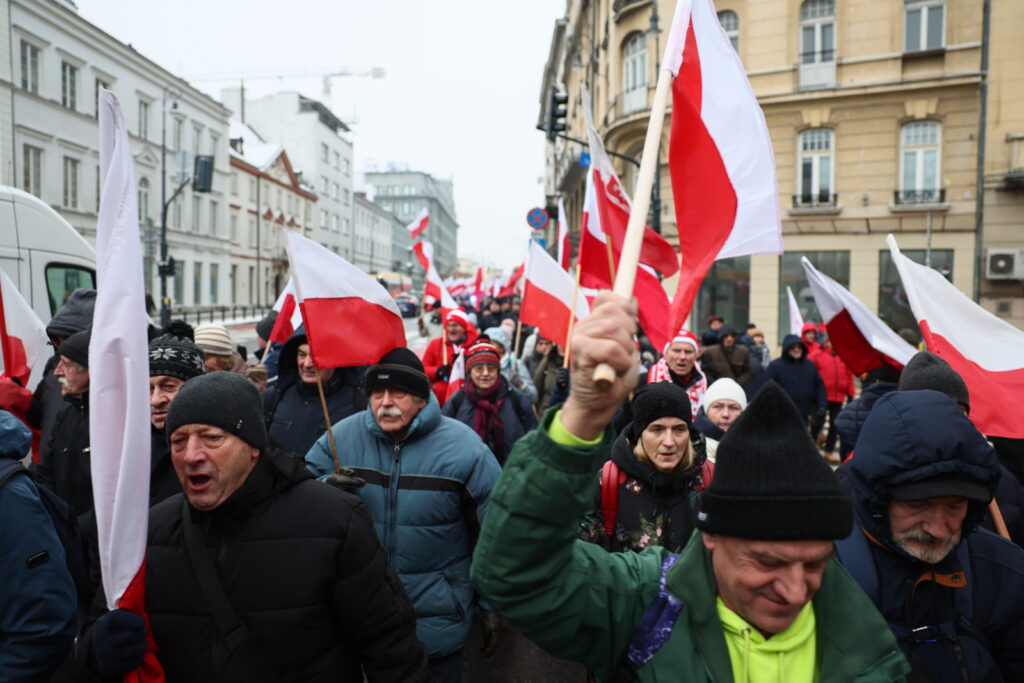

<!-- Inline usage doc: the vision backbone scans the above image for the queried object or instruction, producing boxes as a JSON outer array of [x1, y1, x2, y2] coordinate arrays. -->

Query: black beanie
[[149, 321, 205, 381], [697, 381, 852, 540], [898, 351, 970, 412], [256, 310, 278, 342], [631, 382, 693, 435], [60, 328, 91, 368], [364, 347, 431, 400], [165, 372, 268, 453]]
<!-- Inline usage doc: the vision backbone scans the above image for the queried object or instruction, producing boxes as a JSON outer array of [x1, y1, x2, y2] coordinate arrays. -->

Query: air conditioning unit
[[985, 248, 1024, 280]]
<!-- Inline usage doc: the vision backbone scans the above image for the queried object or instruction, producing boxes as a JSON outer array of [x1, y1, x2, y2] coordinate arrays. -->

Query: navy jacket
[[762, 335, 825, 418], [442, 378, 537, 465], [843, 390, 1024, 683], [834, 381, 898, 458]]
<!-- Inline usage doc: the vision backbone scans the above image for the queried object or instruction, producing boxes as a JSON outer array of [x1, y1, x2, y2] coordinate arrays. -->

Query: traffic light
[[547, 87, 568, 140], [193, 155, 214, 193]]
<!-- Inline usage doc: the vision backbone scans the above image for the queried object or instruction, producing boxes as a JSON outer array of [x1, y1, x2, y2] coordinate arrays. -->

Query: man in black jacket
[[86, 371, 429, 682]]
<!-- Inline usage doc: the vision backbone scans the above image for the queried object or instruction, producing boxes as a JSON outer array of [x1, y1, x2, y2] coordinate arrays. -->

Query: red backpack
[[599, 459, 715, 540]]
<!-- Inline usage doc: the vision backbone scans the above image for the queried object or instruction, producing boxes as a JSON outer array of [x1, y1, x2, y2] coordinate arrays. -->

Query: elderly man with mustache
[[306, 347, 500, 682]]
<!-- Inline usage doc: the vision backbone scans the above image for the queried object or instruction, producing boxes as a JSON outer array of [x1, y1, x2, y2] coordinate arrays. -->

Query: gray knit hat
[[165, 372, 268, 453], [898, 351, 970, 413]]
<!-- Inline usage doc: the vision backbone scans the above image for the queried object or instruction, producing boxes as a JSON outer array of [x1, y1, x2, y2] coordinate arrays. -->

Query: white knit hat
[[702, 378, 748, 412], [193, 324, 234, 357]]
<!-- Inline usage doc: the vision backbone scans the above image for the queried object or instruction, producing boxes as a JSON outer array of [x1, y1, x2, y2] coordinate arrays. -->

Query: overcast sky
[[78, 0, 562, 272]]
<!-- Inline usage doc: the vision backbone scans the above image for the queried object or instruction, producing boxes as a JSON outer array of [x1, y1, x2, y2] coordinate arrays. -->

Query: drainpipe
[[972, 0, 991, 302]]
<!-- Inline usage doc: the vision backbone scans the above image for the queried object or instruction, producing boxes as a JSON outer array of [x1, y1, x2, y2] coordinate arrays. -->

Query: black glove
[[92, 609, 147, 676], [555, 367, 570, 392], [479, 609, 505, 657], [435, 364, 451, 382], [325, 468, 366, 493]]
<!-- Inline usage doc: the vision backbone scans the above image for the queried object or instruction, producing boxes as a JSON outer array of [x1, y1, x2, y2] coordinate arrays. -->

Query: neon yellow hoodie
[[716, 597, 817, 683]]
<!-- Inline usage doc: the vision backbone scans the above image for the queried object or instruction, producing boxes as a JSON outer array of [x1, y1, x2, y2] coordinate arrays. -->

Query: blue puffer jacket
[[763, 334, 825, 418], [304, 395, 500, 658], [834, 381, 898, 458], [843, 390, 1024, 683]]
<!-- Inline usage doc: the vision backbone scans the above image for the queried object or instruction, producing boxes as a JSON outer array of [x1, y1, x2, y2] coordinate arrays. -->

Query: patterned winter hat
[[149, 321, 206, 381], [466, 341, 501, 371]]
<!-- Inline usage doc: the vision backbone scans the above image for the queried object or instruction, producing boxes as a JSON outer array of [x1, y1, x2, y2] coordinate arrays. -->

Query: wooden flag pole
[[512, 317, 524, 370], [593, 66, 674, 388], [314, 371, 342, 474], [563, 263, 583, 369], [442, 325, 448, 366], [989, 499, 1011, 541]]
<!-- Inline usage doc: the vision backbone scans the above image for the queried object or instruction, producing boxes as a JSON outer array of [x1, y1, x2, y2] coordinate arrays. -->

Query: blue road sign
[[527, 207, 549, 230]]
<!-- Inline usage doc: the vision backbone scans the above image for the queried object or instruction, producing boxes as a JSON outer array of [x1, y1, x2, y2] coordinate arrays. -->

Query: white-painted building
[[8, 0, 232, 309], [352, 192, 397, 275], [224, 90, 354, 260]]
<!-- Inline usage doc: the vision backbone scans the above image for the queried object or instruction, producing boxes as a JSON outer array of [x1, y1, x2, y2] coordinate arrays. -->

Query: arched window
[[717, 11, 739, 51], [622, 33, 647, 114], [899, 121, 942, 204], [799, 0, 835, 89], [797, 129, 834, 206], [137, 177, 150, 222]]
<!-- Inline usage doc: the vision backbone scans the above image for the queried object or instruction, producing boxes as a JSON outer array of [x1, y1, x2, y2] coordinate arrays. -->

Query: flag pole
[[593, 65, 674, 387], [563, 263, 582, 369], [314, 372, 342, 474], [442, 325, 448, 366], [989, 499, 1011, 541], [512, 317, 523, 370]]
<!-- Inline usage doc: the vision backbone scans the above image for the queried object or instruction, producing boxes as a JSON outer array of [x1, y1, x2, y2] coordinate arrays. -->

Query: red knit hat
[[663, 327, 700, 355]]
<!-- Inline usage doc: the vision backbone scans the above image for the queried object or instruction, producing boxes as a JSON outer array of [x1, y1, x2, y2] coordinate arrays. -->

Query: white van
[[0, 186, 97, 324]]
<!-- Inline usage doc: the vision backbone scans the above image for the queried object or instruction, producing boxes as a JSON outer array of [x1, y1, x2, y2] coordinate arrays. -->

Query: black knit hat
[[697, 381, 852, 540], [59, 328, 91, 368], [255, 310, 278, 342], [364, 347, 431, 400], [149, 320, 205, 381], [631, 382, 693, 435], [165, 372, 268, 453], [898, 351, 970, 412]]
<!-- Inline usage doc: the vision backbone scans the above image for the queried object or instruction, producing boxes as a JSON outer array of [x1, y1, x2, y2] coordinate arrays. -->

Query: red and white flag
[[413, 241, 444, 305], [268, 279, 303, 344], [497, 262, 525, 299], [556, 197, 571, 270], [285, 230, 406, 367], [444, 348, 466, 402], [405, 207, 430, 240], [413, 241, 434, 273], [787, 286, 805, 337], [471, 267, 484, 298], [520, 241, 590, 348], [664, 0, 783, 334], [801, 258, 915, 374], [0, 270, 48, 389], [888, 235, 1024, 438], [440, 282, 460, 321], [89, 89, 165, 682]]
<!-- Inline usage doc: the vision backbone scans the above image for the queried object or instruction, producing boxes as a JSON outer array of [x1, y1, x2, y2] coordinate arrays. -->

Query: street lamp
[[648, 0, 663, 234]]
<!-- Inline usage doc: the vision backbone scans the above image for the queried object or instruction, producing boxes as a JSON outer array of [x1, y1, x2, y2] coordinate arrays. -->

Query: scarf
[[646, 359, 707, 420], [464, 377, 507, 462]]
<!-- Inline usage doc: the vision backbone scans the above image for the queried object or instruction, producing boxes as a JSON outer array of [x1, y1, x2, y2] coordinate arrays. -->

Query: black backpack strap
[[181, 499, 277, 682]]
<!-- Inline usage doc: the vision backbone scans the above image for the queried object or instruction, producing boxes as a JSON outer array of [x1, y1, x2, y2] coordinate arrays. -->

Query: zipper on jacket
[[387, 441, 402, 561]]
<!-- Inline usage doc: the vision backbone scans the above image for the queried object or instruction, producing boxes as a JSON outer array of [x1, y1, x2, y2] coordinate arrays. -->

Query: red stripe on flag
[[520, 280, 576, 348], [824, 309, 904, 375], [118, 559, 165, 682], [269, 294, 297, 344], [300, 298, 406, 367], [921, 321, 1024, 439], [667, 19, 739, 334]]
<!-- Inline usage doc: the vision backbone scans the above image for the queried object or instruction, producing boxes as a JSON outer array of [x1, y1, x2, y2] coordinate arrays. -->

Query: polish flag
[[664, 0, 783, 335], [268, 279, 302, 344], [521, 241, 590, 349], [444, 348, 466, 402], [577, 159, 673, 352], [89, 89, 165, 682], [801, 258, 915, 374], [581, 87, 679, 278], [0, 270, 48, 389], [285, 230, 406, 367], [888, 235, 1024, 438], [497, 262, 525, 298], [472, 267, 484, 298], [440, 283, 460, 321], [787, 286, 805, 337], [406, 207, 430, 240], [557, 197, 571, 270], [413, 241, 434, 273]]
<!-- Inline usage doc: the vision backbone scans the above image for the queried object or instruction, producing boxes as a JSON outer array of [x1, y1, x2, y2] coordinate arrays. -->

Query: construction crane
[[186, 66, 386, 101]]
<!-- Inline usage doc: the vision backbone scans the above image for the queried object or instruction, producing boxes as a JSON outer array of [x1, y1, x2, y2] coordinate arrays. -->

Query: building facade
[[9, 0, 233, 309], [542, 0, 1023, 344], [352, 191, 396, 275]]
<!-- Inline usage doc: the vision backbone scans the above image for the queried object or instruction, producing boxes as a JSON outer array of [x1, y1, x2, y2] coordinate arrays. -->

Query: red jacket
[[811, 348, 855, 403], [421, 329, 477, 405]]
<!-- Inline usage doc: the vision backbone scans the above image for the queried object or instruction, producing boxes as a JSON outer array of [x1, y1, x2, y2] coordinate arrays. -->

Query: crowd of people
[[1, 286, 1023, 682]]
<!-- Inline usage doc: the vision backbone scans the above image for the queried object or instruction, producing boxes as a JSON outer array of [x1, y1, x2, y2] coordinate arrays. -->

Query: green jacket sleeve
[[471, 409, 664, 679]]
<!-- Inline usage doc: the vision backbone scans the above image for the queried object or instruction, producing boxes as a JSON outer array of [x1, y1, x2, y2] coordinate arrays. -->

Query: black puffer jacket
[[578, 424, 709, 553], [842, 390, 1024, 683], [763, 335, 825, 419], [35, 393, 92, 518], [834, 381, 898, 458], [92, 450, 429, 682]]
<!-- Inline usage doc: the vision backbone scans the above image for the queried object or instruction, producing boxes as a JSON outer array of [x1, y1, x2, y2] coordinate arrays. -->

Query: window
[[61, 62, 78, 110], [172, 196, 182, 228], [209, 133, 219, 164], [343, 189, 350, 206], [249, 178, 257, 200], [320, 176, 329, 194], [172, 118, 184, 151], [718, 11, 739, 51], [137, 177, 150, 222], [248, 217, 257, 247], [45, 264, 96, 315], [193, 262, 202, 305], [192, 196, 201, 232], [799, 0, 835, 90], [230, 173, 238, 195], [622, 33, 647, 114], [320, 208, 328, 228], [209, 200, 218, 236], [209, 264, 219, 305], [796, 129, 834, 206], [331, 214, 339, 232], [879, 249, 951, 334], [22, 145, 42, 198], [342, 217, 350, 235], [333, 150, 340, 169], [138, 100, 150, 139], [62, 157, 79, 209], [344, 158, 351, 176], [94, 80, 109, 118], [20, 41, 39, 94], [173, 268, 184, 304], [905, 0, 944, 52], [332, 182, 340, 201], [229, 214, 238, 241], [778, 251, 850, 343], [192, 127, 202, 158], [321, 143, 329, 162], [899, 121, 942, 203]]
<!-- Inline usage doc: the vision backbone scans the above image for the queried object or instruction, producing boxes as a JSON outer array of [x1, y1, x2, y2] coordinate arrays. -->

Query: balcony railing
[[792, 192, 838, 209], [798, 51, 836, 90], [893, 188, 945, 205]]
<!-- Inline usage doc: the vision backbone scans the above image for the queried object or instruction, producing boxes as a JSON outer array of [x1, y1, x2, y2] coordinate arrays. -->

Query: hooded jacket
[[441, 376, 537, 465], [844, 390, 1024, 683], [701, 326, 753, 387], [305, 394, 500, 658], [834, 381, 898, 458], [800, 322, 821, 357], [763, 335, 825, 418], [263, 330, 365, 456], [810, 347, 855, 403]]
